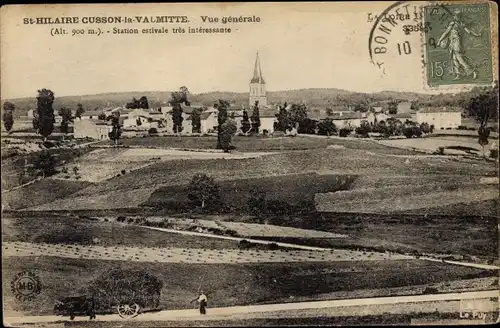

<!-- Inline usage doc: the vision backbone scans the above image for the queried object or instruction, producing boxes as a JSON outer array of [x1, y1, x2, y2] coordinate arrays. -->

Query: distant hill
[[0, 88, 474, 117]]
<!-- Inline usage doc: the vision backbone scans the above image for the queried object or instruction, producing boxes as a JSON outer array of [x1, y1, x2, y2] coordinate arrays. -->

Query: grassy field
[[249, 213, 499, 261], [1, 145, 93, 190], [315, 183, 498, 213], [145, 173, 356, 212], [2, 179, 92, 210], [2, 216, 240, 250], [26, 146, 497, 211], [378, 136, 497, 154], [3, 256, 494, 316], [95, 135, 422, 154]]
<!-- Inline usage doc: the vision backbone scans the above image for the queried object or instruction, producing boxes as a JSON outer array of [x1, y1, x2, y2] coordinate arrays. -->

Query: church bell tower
[[249, 52, 267, 109]]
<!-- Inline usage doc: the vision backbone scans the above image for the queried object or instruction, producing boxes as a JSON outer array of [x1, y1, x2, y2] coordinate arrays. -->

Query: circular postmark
[[10, 271, 42, 302], [368, 1, 427, 75]]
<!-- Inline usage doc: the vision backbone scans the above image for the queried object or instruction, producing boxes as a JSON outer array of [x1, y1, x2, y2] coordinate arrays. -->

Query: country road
[[4, 290, 499, 325]]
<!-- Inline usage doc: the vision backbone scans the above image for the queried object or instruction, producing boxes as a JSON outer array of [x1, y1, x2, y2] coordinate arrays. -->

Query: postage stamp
[[423, 2, 494, 86]]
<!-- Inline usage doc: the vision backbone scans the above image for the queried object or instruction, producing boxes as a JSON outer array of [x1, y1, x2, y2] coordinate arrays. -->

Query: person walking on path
[[190, 291, 208, 315]]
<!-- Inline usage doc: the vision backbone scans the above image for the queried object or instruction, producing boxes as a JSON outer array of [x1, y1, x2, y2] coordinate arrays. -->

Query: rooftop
[[250, 52, 265, 84], [418, 106, 463, 113]]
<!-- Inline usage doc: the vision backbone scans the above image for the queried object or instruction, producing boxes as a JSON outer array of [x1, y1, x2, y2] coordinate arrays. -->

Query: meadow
[[3, 256, 494, 316], [2, 216, 240, 250], [96, 135, 422, 154]]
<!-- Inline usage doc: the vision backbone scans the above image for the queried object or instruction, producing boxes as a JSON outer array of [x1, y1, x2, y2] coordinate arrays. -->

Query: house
[[200, 111, 218, 133], [73, 119, 111, 140], [393, 112, 413, 122], [416, 107, 462, 129], [397, 101, 412, 113], [80, 110, 108, 120], [373, 112, 391, 123], [162, 104, 206, 134], [371, 106, 384, 113], [329, 112, 365, 129], [260, 108, 278, 134]]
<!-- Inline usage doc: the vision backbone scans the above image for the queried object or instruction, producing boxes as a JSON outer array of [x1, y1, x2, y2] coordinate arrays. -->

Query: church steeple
[[250, 52, 265, 84], [249, 51, 267, 109]]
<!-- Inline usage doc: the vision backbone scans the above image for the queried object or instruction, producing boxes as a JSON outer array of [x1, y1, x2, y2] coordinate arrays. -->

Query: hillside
[[2, 88, 439, 117]]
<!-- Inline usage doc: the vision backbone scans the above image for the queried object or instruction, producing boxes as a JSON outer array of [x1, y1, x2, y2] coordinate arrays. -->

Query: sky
[[1, 2, 497, 99]]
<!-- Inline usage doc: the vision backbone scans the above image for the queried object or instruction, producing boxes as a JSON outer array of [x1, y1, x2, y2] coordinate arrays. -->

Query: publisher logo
[[10, 271, 42, 302]]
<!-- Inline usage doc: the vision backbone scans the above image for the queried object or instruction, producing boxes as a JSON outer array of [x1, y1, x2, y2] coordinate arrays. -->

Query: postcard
[[1, 1, 498, 326]]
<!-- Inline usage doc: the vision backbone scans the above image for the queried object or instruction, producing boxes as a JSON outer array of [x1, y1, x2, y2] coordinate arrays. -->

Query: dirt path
[[4, 290, 498, 324]]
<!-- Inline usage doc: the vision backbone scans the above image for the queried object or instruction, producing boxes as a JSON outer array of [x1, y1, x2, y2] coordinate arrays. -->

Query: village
[[14, 53, 465, 142]]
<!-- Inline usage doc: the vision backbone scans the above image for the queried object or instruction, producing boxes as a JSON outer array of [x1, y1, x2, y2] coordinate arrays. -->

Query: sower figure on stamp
[[437, 9, 482, 80], [190, 291, 208, 315]]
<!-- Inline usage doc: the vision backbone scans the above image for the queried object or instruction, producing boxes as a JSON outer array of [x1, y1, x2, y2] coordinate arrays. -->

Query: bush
[[317, 119, 337, 136], [116, 216, 126, 222], [422, 287, 439, 295], [355, 122, 371, 138], [121, 170, 126, 175], [457, 125, 468, 130], [188, 173, 222, 213], [339, 128, 352, 138], [148, 128, 158, 134]]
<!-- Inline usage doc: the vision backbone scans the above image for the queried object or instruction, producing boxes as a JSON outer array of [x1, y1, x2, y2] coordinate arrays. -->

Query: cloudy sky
[[1, 2, 495, 99]]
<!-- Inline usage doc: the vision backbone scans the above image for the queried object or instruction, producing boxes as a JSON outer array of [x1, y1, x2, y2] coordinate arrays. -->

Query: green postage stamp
[[424, 2, 493, 86]]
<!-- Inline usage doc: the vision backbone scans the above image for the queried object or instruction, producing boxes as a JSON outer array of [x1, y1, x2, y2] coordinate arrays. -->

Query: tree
[[354, 102, 369, 112], [219, 118, 237, 152], [241, 109, 251, 134], [58, 107, 73, 140], [467, 82, 498, 127], [33, 151, 57, 178], [466, 83, 498, 157], [76, 103, 85, 119], [97, 112, 106, 121], [187, 173, 222, 212], [297, 118, 317, 134], [250, 101, 260, 134], [276, 102, 290, 132], [139, 96, 149, 109], [109, 111, 122, 146], [191, 109, 201, 133], [478, 126, 490, 157], [420, 122, 430, 134], [170, 86, 190, 135], [355, 121, 371, 137], [289, 104, 307, 129], [215, 99, 229, 149], [36, 88, 55, 141], [136, 117, 142, 126], [3, 101, 15, 133], [325, 107, 334, 117], [388, 101, 398, 115], [126, 97, 141, 109], [317, 118, 337, 136], [32, 109, 40, 131]]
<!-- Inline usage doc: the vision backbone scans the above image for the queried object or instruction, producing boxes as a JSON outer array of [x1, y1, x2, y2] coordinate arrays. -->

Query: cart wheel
[[117, 303, 140, 318]]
